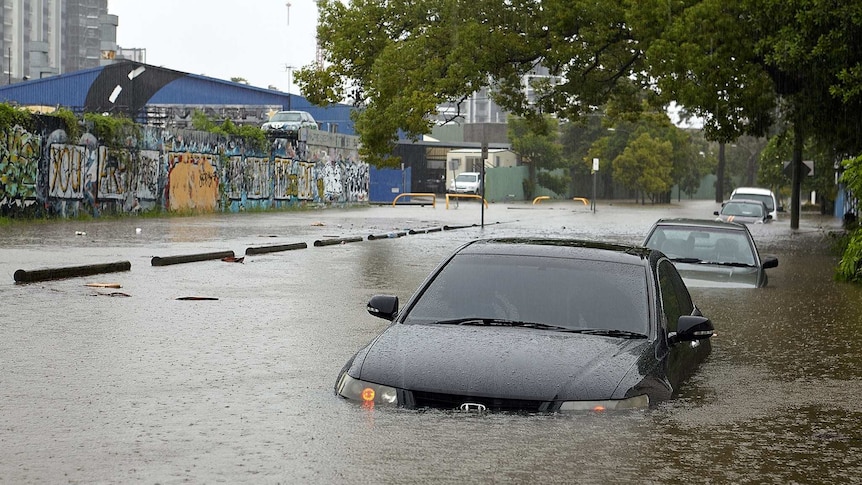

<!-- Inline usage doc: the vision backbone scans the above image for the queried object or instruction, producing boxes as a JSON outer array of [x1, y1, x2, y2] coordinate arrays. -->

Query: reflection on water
[[1, 203, 861, 483]]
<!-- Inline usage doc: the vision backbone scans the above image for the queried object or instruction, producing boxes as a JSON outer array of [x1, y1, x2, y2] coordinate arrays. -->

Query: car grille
[[408, 390, 549, 412]]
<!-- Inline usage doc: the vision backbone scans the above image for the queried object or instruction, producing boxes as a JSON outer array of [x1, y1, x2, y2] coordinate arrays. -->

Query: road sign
[[782, 160, 814, 177]]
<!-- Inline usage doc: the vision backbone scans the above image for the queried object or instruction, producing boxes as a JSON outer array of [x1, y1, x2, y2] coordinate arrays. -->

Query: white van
[[449, 172, 482, 194], [730, 187, 781, 220]]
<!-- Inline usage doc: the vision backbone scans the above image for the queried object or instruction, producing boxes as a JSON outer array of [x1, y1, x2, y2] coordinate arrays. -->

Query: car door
[[657, 259, 706, 391]]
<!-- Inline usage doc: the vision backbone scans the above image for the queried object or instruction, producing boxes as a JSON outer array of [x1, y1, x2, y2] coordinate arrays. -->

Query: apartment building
[[1, 0, 117, 84]]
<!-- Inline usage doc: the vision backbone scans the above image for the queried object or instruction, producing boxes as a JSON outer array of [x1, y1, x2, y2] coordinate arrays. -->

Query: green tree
[[612, 133, 673, 204], [639, 0, 862, 227], [507, 116, 563, 197], [560, 115, 606, 197], [297, 0, 647, 166]]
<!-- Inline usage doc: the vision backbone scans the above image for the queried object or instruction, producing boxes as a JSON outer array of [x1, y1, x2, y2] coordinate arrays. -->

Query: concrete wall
[[0, 122, 368, 218]]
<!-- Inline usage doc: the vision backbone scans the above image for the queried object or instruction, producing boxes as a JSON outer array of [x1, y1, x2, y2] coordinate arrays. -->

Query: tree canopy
[[297, 0, 648, 166], [297, 0, 862, 223]]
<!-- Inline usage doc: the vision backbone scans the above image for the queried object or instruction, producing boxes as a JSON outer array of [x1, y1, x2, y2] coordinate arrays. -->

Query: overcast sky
[[108, 0, 319, 92]]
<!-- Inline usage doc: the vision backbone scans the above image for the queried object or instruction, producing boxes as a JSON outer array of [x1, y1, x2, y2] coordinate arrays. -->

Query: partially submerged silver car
[[643, 218, 778, 288], [714, 199, 772, 224], [261, 110, 318, 138]]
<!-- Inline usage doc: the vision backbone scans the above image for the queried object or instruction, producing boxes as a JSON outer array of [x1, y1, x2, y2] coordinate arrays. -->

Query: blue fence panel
[[369, 166, 410, 203]]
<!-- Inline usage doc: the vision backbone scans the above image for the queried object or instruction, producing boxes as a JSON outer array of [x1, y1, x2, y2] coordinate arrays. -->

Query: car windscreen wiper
[[671, 257, 702, 263], [562, 329, 648, 338], [434, 318, 571, 331], [434, 319, 646, 338], [700, 261, 756, 268]]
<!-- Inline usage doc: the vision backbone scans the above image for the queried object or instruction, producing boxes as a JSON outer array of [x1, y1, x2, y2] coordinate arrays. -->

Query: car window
[[722, 202, 763, 217], [403, 254, 649, 334], [647, 226, 756, 265], [731, 192, 774, 211], [272, 112, 302, 122], [657, 260, 694, 333]]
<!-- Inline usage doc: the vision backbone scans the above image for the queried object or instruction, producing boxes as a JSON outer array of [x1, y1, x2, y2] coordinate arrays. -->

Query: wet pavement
[[1, 199, 861, 483]]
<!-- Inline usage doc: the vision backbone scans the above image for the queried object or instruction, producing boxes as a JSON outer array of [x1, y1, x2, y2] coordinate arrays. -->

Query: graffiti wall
[[0, 122, 368, 218]]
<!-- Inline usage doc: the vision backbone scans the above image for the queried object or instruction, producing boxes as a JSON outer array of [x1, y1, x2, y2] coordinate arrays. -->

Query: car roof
[[456, 238, 653, 265], [732, 187, 774, 196], [724, 199, 767, 207], [650, 218, 749, 231]]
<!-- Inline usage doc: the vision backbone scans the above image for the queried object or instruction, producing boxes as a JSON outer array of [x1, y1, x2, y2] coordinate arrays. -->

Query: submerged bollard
[[14, 261, 132, 283], [245, 242, 308, 255], [367, 231, 407, 240], [443, 224, 477, 231], [313, 236, 363, 247], [151, 250, 235, 266], [408, 227, 443, 234]]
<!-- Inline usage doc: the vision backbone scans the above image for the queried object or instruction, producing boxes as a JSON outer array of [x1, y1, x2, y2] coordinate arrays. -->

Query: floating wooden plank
[[85, 283, 122, 288]]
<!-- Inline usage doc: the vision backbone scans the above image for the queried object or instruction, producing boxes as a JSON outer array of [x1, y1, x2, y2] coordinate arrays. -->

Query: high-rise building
[[1, 0, 115, 85]]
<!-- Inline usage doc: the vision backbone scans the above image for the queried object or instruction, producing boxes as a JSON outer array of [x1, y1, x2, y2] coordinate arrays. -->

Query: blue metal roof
[[0, 60, 355, 135]]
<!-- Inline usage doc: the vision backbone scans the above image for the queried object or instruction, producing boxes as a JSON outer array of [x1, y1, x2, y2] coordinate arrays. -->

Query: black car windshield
[[403, 254, 649, 335], [645, 226, 756, 266]]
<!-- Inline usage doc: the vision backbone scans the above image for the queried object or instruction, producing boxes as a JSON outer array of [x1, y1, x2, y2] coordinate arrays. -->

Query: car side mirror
[[766, 214, 773, 220], [762, 255, 779, 269], [367, 294, 399, 321], [669, 315, 714, 345], [713, 211, 720, 216]]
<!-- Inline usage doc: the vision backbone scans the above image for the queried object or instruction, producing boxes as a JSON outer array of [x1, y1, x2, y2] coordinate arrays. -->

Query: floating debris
[[221, 256, 245, 263], [176, 296, 219, 301], [85, 283, 122, 288]]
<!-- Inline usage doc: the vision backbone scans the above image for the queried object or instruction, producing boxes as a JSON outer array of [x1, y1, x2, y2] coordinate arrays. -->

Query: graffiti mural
[[48, 143, 102, 200], [2, 120, 369, 218], [0, 125, 41, 204], [244, 157, 271, 200], [166, 152, 220, 211]]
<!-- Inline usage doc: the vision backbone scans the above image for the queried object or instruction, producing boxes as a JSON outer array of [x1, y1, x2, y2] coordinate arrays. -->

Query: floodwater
[[1, 200, 861, 484]]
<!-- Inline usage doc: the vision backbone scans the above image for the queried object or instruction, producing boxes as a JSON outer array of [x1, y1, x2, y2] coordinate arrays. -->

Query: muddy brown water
[[1, 200, 860, 483]]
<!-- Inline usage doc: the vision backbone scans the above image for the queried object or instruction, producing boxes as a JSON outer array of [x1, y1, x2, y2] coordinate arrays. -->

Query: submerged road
[[1, 199, 860, 484]]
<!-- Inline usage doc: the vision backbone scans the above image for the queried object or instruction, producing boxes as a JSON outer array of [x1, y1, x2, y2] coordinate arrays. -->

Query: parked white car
[[449, 172, 482, 194], [730, 187, 781, 221]]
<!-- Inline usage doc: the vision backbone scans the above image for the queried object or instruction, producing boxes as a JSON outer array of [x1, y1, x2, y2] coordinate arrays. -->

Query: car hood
[[674, 262, 762, 288], [351, 323, 651, 401], [717, 215, 765, 224], [265, 121, 301, 128]]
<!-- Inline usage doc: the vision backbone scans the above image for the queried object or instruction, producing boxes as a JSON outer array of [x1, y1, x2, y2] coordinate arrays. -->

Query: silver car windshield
[[722, 202, 764, 217], [403, 254, 649, 335], [645, 227, 756, 265], [731, 193, 774, 211], [271, 112, 302, 122]]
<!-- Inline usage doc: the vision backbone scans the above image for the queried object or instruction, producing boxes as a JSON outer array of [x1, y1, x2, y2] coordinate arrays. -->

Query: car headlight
[[336, 373, 398, 405], [559, 394, 649, 412]]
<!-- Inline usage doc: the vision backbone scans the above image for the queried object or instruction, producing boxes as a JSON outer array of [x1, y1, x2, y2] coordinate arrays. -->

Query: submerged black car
[[335, 238, 714, 412]]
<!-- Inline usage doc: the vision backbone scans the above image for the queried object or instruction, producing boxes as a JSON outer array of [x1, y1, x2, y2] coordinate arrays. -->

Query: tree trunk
[[715, 141, 726, 203], [791, 123, 803, 230]]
